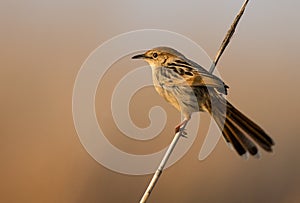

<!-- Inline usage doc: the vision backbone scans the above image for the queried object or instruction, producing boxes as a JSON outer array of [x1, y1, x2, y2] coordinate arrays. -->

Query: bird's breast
[[151, 68, 201, 115]]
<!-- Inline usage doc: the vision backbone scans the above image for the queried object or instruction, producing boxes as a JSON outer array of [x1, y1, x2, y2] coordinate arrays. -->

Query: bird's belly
[[152, 68, 207, 116], [154, 85, 181, 111], [154, 84, 203, 115]]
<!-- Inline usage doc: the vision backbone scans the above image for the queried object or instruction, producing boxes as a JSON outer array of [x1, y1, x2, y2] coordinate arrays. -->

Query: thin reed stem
[[209, 0, 249, 73]]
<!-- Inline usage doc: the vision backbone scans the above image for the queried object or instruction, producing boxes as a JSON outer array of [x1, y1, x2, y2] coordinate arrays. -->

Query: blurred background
[[1, 0, 300, 202]]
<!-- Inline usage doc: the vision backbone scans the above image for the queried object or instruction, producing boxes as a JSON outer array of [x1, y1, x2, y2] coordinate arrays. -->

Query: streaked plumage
[[132, 47, 274, 157]]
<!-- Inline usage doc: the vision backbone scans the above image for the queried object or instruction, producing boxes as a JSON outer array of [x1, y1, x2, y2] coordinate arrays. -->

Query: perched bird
[[132, 47, 274, 157]]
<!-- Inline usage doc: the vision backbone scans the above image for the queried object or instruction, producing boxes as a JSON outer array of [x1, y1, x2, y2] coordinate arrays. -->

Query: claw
[[181, 130, 187, 135], [174, 117, 190, 134], [180, 130, 188, 138]]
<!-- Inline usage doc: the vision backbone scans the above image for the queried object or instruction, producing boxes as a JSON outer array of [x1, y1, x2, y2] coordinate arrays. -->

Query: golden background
[[1, 1, 299, 202]]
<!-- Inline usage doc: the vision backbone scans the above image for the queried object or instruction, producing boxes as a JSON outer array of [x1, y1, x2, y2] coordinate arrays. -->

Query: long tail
[[210, 97, 275, 157]]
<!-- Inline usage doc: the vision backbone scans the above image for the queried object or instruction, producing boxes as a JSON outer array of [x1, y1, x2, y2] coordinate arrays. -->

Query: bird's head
[[132, 47, 186, 68]]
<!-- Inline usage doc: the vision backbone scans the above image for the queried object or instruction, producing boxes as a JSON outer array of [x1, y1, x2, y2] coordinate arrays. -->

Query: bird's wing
[[165, 59, 228, 94]]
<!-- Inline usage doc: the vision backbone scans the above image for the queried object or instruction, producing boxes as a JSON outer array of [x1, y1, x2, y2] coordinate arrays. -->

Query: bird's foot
[[175, 124, 188, 138], [174, 118, 190, 137], [175, 125, 181, 134]]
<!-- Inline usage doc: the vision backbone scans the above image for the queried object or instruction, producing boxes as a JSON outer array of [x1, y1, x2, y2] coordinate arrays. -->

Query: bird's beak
[[132, 54, 146, 59]]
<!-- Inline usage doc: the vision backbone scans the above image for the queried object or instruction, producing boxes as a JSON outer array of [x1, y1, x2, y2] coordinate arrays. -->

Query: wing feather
[[165, 59, 228, 94]]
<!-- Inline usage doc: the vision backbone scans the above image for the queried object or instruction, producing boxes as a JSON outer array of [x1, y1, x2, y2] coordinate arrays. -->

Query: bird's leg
[[175, 117, 190, 134]]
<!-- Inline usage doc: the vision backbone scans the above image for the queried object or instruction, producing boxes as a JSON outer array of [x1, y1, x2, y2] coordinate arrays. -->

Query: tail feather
[[226, 101, 274, 152], [213, 113, 246, 156], [226, 117, 258, 155], [210, 97, 274, 157]]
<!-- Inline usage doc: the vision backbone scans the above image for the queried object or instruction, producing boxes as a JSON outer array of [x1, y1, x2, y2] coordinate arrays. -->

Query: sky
[[1, 1, 300, 202]]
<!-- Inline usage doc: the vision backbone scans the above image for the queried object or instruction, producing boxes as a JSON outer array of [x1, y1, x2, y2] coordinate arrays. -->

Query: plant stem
[[209, 0, 250, 73], [139, 122, 188, 203]]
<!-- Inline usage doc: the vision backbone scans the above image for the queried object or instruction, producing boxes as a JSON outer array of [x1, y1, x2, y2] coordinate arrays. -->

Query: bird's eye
[[152, 53, 158, 58]]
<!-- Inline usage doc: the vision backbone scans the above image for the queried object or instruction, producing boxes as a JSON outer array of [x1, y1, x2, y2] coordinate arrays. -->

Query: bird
[[132, 47, 274, 157]]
